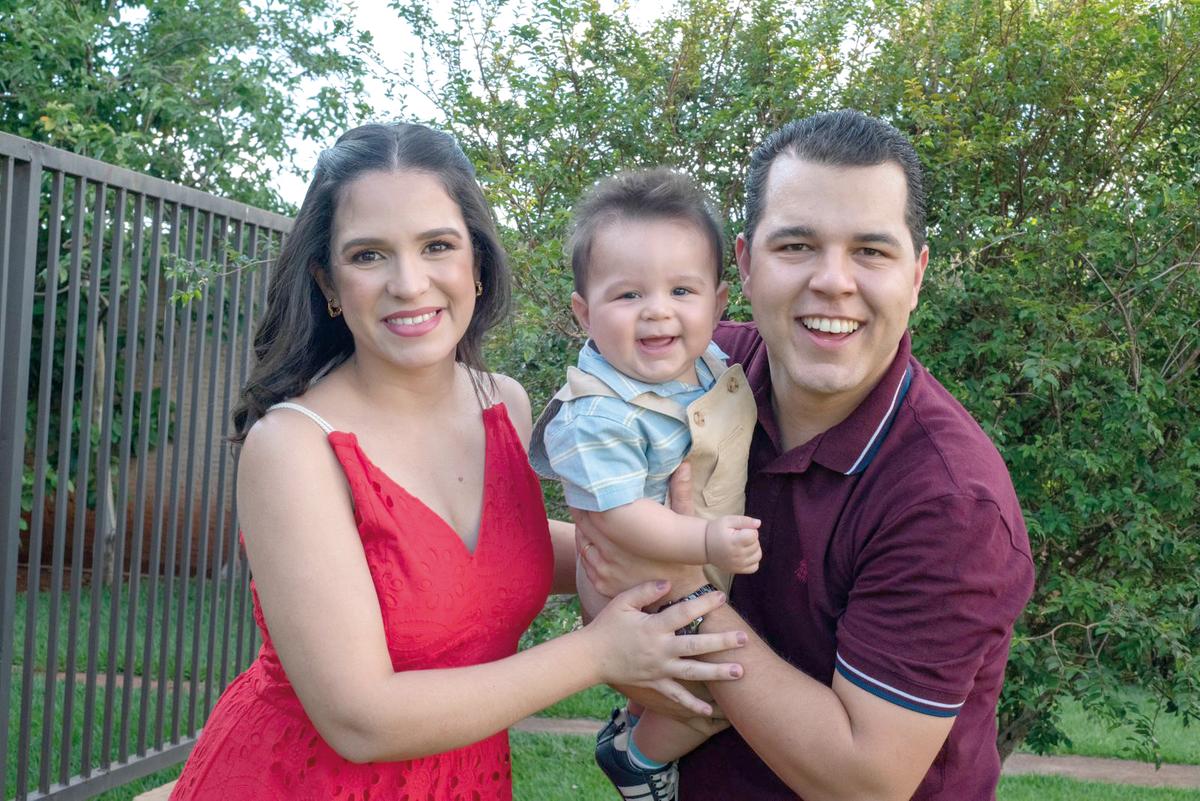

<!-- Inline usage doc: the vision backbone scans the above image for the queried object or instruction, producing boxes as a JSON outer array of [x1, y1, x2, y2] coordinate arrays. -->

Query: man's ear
[[735, 233, 752, 301], [910, 244, 929, 311], [714, 280, 730, 326], [571, 291, 591, 332]]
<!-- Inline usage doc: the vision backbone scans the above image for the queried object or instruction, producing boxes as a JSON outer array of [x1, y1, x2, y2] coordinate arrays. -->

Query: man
[[579, 110, 1035, 800]]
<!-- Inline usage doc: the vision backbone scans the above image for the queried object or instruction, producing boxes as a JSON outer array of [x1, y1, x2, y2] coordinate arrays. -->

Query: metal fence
[[1, 133, 292, 800]]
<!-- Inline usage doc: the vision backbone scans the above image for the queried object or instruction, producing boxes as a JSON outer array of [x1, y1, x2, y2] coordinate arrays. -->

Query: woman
[[170, 122, 745, 800]]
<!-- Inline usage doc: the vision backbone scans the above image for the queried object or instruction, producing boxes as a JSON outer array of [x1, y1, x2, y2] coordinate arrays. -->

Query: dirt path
[[512, 717, 1200, 790]]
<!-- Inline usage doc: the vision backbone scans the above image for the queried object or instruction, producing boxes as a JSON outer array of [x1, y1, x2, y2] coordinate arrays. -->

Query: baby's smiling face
[[572, 216, 728, 385]]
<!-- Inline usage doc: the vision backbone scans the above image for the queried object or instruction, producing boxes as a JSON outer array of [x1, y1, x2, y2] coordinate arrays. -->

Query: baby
[[530, 168, 761, 801]]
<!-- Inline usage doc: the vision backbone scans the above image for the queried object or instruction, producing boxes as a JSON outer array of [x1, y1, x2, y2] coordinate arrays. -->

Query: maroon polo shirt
[[680, 322, 1035, 800]]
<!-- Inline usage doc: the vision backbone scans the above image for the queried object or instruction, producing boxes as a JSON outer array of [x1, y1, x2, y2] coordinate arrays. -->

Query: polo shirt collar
[[753, 332, 914, 476], [578, 339, 724, 401]]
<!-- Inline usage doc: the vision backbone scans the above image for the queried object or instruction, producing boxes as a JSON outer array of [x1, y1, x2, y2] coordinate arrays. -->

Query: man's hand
[[704, 515, 762, 574]]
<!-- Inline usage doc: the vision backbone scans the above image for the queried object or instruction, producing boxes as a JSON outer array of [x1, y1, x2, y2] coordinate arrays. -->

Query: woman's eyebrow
[[415, 226, 464, 240], [338, 236, 386, 254], [338, 228, 464, 254]]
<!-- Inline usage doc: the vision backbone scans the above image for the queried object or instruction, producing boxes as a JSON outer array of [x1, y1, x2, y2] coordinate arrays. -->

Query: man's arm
[[576, 544, 953, 794], [696, 491, 1030, 801], [696, 603, 952, 801], [576, 523, 953, 791]]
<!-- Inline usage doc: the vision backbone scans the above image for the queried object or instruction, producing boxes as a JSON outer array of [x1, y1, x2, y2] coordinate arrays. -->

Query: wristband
[[657, 583, 718, 636]]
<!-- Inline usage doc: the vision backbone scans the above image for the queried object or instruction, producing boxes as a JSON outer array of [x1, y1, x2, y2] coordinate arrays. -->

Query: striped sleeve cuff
[[835, 653, 964, 718]]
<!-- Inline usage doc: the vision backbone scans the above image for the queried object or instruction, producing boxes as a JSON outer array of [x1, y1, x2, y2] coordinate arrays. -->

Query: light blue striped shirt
[[542, 341, 726, 512]]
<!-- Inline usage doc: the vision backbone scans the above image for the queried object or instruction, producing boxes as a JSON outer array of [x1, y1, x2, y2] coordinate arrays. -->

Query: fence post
[[0, 151, 42, 791]]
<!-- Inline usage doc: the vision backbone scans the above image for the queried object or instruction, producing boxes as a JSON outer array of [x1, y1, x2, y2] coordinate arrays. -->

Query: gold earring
[[475, 280, 483, 297], [326, 297, 342, 318]]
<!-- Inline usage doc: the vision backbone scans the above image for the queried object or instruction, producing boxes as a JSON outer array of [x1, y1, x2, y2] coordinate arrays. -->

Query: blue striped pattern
[[835, 653, 963, 718], [542, 342, 724, 512], [844, 365, 913, 476]]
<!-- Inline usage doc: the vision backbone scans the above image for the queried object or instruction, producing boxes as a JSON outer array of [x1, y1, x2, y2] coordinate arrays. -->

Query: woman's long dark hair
[[230, 123, 512, 442]]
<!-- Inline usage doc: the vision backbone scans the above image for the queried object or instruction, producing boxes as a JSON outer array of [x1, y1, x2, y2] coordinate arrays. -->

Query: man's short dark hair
[[743, 110, 927, 254], [569, 168, 726, 294]]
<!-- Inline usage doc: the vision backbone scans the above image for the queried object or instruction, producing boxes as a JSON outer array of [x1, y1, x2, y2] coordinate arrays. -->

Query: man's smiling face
[[736, 155, 928, 420]]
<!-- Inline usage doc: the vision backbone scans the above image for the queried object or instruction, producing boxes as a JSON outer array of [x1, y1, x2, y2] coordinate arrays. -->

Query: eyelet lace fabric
[[173, 404, 554, 800]]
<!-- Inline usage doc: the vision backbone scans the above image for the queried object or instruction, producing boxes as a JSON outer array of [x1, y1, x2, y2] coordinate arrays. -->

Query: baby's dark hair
[[568, 168, 725, 294]]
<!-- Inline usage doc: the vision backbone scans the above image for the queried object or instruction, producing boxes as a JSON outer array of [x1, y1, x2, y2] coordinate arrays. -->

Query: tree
[[850, 0, 1200, 761], [388, 0, 1200, 762], [1, 0, 375, 210], [1, 0, 376, 574]]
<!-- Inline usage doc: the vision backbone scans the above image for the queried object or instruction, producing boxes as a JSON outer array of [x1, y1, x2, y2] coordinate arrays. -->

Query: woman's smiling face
[[323, 169, 478, 376]]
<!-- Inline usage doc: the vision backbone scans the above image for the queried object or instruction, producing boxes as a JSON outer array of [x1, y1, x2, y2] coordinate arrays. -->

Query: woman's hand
[[582, 580, 746, 716]]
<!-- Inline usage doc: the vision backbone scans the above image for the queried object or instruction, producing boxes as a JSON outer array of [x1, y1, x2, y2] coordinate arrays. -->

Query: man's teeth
[[390, 311, 437, 325], [801, 316, 860, 334]]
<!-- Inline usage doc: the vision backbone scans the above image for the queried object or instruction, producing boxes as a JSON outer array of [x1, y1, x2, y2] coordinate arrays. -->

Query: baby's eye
[[671, 287, 693, 296], [618, 290, 641, 300]]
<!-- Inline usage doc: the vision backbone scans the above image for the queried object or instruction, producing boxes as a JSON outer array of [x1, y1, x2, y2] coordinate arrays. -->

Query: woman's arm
[[240, 413, 745, 764]]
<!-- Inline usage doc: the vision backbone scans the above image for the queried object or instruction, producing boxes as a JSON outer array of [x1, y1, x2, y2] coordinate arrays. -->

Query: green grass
[[537, 681, 1200, 768], [11, 585, 1198, 798], [997, 776, 1200, 801], [49, 733, 1200, 801], [13, 573, 253, 682], [540, 684, 624, 720], [5, 673, 196, 799], [1026, 695, 1200, 765], [507, 733, 1200, 801], [7, 573, 251, 800], [512, 732, 613, 800]]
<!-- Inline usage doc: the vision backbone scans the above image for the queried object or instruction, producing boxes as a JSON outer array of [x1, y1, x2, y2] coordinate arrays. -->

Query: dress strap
[[267, 402, 335, 434]]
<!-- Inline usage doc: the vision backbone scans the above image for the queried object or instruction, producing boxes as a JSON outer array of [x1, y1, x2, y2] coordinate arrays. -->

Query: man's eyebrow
[[856, 231, 903, 248], [763, 225, 817, 242]]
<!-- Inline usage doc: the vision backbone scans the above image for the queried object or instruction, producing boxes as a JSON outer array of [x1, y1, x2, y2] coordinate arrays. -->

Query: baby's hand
[[704, 515, 762, 574]]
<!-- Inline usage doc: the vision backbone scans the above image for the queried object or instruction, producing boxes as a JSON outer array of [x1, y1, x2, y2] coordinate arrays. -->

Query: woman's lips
[[383, 308, 443, 337]]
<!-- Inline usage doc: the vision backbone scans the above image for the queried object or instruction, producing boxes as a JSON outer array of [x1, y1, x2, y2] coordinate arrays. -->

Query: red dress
[[172, 404, 554, 801]]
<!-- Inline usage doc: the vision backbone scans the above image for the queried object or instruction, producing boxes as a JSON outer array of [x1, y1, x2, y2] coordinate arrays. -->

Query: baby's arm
[[582, 500, 761, 575], [544, 403, 760, 575]]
